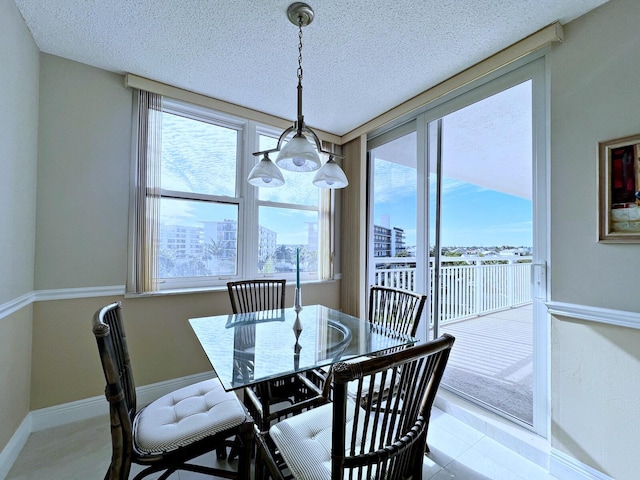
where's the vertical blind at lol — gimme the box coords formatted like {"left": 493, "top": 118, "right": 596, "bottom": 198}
{"left": 128, "top": 90, "right": 162, "bottom": 294}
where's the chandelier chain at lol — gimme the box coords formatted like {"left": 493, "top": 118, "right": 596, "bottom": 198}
{"left": 297, "top": 16, "right": 303, "bottom": 82}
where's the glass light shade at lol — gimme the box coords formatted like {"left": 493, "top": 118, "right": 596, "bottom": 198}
{"left": 275, "top": 133, "right": 322, "bottom": 172}
{"left": 312, "top": 157, "right": 349, "bottom": 189}
{"left": 247, "top": 155, "right": 285, "bottom": 187}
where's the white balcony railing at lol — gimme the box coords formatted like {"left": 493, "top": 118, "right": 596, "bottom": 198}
{"left": 373, "top": 256, "right": 532, "bottom": 324}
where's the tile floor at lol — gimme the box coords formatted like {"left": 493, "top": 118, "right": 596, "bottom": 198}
{"left": 6, "top": 407, "right": 559, "bottom": 480}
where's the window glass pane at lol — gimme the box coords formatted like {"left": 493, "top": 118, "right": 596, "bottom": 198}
{"left": 257, "top": 134, "right": 319, "bottom": 206}
{"left": 159, "top": 198, "right": 238, "bottom": 278}
{"left": 161, "top": 112, "right": 238, "bottom": 197}
{"left": 258, "top": 133, "right": 278, "bottom": 151}
{"left": 434, "top": 81, "right": 535, "bottom": 425}
{"left": 258, "top": 206, "right": 318, "bottom": 277}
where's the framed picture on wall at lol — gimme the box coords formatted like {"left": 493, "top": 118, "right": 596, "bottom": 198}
{"left": 598, "top": 133, "right": 640, "bottom": 242}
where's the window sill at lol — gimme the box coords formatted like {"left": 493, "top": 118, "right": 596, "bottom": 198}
{"left": 124, "top": 278, "right": 338, "bottom": 299}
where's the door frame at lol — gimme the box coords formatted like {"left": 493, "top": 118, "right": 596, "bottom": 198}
{"left": 366, "top": 55, "right": 550, "bottom": 437}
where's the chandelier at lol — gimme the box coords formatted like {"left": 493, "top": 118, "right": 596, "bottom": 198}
{"left": 247, "top": 2, "right": 348, "bottom": 189}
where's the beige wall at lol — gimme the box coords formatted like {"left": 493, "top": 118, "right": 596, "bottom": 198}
{"left": 0, "top": 308, "right": 33, "bottom": 453}
{"left": 25, "top": 54, "right": 341, "bottom": 410}
{"left": 0, "top": 0, "right": 39, "bottom": 302}
{"left": 30, "top": 282, "right": 339, "bottom": 410}
{"left": 340, "top": 136, "right": 368, "bottom": 318}
{"left": 551, "top": 318, "right": 640, "bottom": 478}
{"left": 549, "top": 0, "right": 640, "bottom": 478}
{"left": 0, "top": 0, "right": 39, "bottom": 453}
{"left": 35, "top": 54, "right": 133, "bottom": 290}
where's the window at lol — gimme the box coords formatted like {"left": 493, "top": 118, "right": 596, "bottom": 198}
{"left": 128, "top": 91, "right": 333, "bottom": 293}
{"left": 255, "top": 131, "right": 324, "bottom": 279}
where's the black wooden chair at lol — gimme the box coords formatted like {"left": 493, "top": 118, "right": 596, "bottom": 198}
{"left": 368, "top": 285, "right": 427, "bottom": 338}
{"left": 226, "top": 280, "right": 321, "bottom": 432}
{"left": 313, "top": 285, "right": 428, "bottom": 403}
{"left": 227, "top": 279, "right": 287, "bottom": 315}
{"left": 255, "top": 334, "right": 455, "bottom": 480}
{"left": 92, "top": 302, "right": 254, "bottom": 480}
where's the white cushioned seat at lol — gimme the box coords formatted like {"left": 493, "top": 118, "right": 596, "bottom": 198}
{"left": 269, "top": 400, "right": 381, "bottom": 480}
{"left": 134, "top": 378, "right": 248, "bottom": 455}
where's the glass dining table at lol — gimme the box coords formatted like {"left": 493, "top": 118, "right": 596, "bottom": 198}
{"left": 189, "top": 304, "right": 418, "bottom": 391}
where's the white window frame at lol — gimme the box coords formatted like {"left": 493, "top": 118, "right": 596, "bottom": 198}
{"left": 127, "top": 92, "right": 332, "bottom": 294}
{"left": 158, "top": 98, "right": 246, "bottom": 291}
{"left": 253, "top": 125, "right": 324, "bottom": 284}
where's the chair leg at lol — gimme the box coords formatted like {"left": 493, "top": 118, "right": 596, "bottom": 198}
{"left": 254, "top": 447, "right": 264, "bottom": 480}
{"left": 216, "top": 445, "right": 227, "bottom": 459}
{"left": 236, "top": 422, "right": 255, "bottom": 480}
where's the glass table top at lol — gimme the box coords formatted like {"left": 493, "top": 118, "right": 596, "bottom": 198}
{"left": 189, "top": 304, "right": 418, "bottom": 391}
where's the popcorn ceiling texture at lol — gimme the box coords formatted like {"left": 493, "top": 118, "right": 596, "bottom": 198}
{"left": 14, "top": 0, "right": 609, "bottom": 135}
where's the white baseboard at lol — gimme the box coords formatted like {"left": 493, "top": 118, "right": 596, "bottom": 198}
{"left": 0, "top": 371, "right": 216, "bottom": 479}
{"left": 30, "top": 395, "right": 107, "bottom": 433}
{"left": 434, "top": 392, "right": 610, "bottom": 480}
{"left": 0, "top": 416, "right": 32, "bottom": 480}
{"left": 30, "top": 371, "right": 215, "bottom": 432}
{"left": 435, "top": 391, "right": 550, "bottom": 469}
{"left": 550, "top": 449, "right": 614, "bottom": 480}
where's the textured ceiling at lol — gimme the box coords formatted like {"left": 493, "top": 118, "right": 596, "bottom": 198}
{"left": 14, "top": 0, "right": 609, "bottom": 136}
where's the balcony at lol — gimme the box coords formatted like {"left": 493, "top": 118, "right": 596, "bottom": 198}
{"left": 374, "top": 256, "right": 534, "bottom": 424}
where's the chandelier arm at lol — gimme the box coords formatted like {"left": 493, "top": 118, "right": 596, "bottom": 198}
{"left": 275, "top": 126, "right": 297, "bottom": 151}
{"left": 252, "top": 148, "right": 280, "bottom": 157}
{"left": 300, "top": 125, "right": 322, "bottom": 151}
{"left": 301, "top": 125, "right": 345, "bottom": 159}
{"left": 320, "top": 151, "right": 344, "bottom": 160}
{"left": 303, "top": 127, "right": 347, "bottom": 160}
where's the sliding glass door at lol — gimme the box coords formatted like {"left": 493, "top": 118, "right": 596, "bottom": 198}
{"left": 368, "top": 122, "right": 422, "bottom": 297}
{"left": 367, "top": 58, "right": 548, "bottom": 435}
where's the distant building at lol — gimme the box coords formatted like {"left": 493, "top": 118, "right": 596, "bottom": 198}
{"left": 373, "top": 225, "right": 391, "bottom": 257}
{"left": 306, "top": 222, "right": 318, "bottom": 255}
{"left": 393, "top": 227, "right": 406, "bottom": 255}
{"left": 158, "top": 224, "right": 203, "bottom": 259}
{"left": 159, "top": 218, "right": 326, "bottom": 273}
{"left": 373, "top": 224, "right": 406, "bottom": 257}
{"left": 259, "top": 225, "right": 277, "bottom": 262}
{"left": 202, "top": 219, "right": 237, "bottom": 259}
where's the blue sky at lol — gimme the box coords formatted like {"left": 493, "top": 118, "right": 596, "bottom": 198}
{"left": 374, "top": 163, "right": 532, "bottom": 249}
{"left": 437, "top": 181, "right": 532, "bottom": 247}
{"left": 159, "top": 110, "right": 534, "bottom": 249}
{"left": 373, "top": 80, "right": 533, "bottom": 249}
{"left": 161, "top": 78, "right": 534, "bottom": 250}
{"left": 160, "top": 111, "right": 322, "bottom": 246}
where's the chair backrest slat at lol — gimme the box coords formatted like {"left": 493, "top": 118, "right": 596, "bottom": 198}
{"left": 330, "top": 334, "right": 455, "bottom": 480}
{"left": 227, "top": 279, "right": 286, "bottom": 314}
{"left": 368, "top": 285, "right": 427, "bottom": 338}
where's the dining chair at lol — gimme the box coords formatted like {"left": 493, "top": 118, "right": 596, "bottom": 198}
{"left": 226, "top": 280, "right": 322, "bottom": 432}
{"left": 255, "top": 334, "right": 456, "bottom": 480}
{"left": 227, "top": 279, "right": 287, "bottom": 315}
{"left": 368, "top": 284, "right": 427, "bottom": 338}
{"left": 312, "top": 285, "right": 427, "bottom": 403}
{"left": 92, "top": 302, "right": 254, "bottom": 480}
